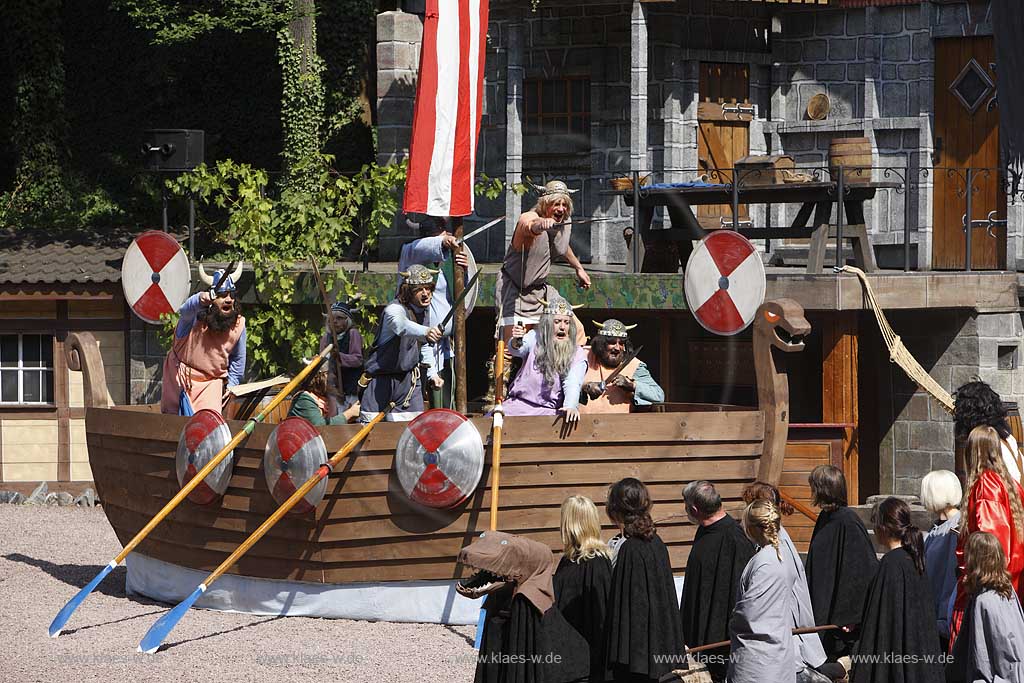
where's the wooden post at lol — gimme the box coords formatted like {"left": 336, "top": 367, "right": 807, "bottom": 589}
{"left": 451, "top": 216, "right": 468, "bottom": 413}
{"left": 822, "top": 311, "right": 859, "bottom": 503}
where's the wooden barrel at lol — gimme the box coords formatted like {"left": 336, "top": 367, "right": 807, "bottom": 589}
{"left": 829, "top": 136, "right": 872, "bottom": 185}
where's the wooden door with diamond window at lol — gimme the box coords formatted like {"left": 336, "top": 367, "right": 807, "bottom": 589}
{"left": 933, "top": 37, "right": 1005, "bottom": 270}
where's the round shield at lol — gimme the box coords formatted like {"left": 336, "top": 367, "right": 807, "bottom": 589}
{"left": 684, "top": 231, "right": 766, "bottom": 336}
{"left": 175, "top": 409, "right": 233, "bottom": 505}
{"left": 263, "top": 417, "right": 329, "bottom": 515}
{"left": 122, "top": 230, "right": 191, "bottom": 324}
{"left": 395, "top": 409, "right": 484, "bottom": 509}
{"left": 462, "top": 244, "right": 480, "bottom": 316}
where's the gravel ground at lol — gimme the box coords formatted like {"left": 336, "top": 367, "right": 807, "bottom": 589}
{"left": 0, "top": 505, "right": 477, "bottom": 682}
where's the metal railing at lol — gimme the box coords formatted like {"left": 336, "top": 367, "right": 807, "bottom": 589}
{"left": 606, "top": 164, "right": 1024, "bottom": 273}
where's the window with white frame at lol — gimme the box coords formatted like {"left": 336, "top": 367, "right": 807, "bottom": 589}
{"left": 0, "top": 334, "right": 55, "bottom": 404}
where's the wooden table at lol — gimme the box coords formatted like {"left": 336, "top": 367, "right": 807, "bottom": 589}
{"left": 611, "top": 181, "right": 900, "bottom": 274}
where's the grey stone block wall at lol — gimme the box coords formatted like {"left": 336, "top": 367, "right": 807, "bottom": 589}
{"left": 128, "top": 316, "right": 165, "bottom": 405}
{"left": 374, "top": 0, "right": 1020, "bottom": 269}
{"left": 874, "top": 309, "right": 1024, "bottom": 497}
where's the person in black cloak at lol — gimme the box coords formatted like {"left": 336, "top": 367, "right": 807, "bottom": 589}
{"left": 804, "top": 464, "right": 878, "bottom": 659}
{"left": 457, "top": 530, "right": 590, "bottom": 683}
{"left": 948, "top": 531, "right": 1024, "bottom": 683}
{"left": 678, "top": 480, "right": 754, "bottom": 681}
{"left": 851, "top": 497, "right": 942, "bottom": 683}
{"left": 554, "top": 495, "right": 613, "bottom": 681}
{"left": 604, "top": 477, "right": 686, "bottom": 682}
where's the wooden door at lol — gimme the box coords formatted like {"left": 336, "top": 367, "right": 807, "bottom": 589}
{"left": 933, "top": 37, "right": 1005, "bottom": 270}
{"left": 697, "top": 62, "right": 750, "bottom": 230}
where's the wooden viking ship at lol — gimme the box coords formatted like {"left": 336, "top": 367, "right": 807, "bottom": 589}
{"left": 69, "top": 299, "right": 810, "bottom": 588}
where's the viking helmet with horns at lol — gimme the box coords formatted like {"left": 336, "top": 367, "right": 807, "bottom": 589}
{"left": 399, "top": 264, "right": 438, "bottom": 288}
{"left": 198, "top": 262, "right": 244, "bottom": 295}
{"left": 540, "top": 296, "right": 583, "bottom": 317}
{"left": 593, "top": 319, "right": 636, "bottom": 338}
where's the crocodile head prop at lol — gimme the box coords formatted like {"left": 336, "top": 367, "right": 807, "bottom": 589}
{"left": 456, "top": 530, "right": 556, "bottom": 613}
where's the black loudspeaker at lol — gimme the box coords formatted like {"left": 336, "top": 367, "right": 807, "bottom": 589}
{"left": 141, "top": 129, "right": 204, "bottom": 172}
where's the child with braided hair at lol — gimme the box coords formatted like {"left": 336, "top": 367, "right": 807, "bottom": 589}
{"left": 742, "top": 483, "right": 843, "bottom": 682}
{"left": 727, "top": 499, "right": 796, "bottom": 683}
{"left": 851, "top": 497, "right": 942, "bottom": 683}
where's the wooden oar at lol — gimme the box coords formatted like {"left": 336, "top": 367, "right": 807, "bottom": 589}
{"left": 780, "top": 490, "right": 819, "bottom": 523}
{"left": 489, "top": 340, "right": 506, "bottom": 531}
{"left": 475, "top": 340, "right": 507, "bottom": 649}
{"left": 687, "top": 624, "right": 839, "bottom": 653}
{"left": 48, "top": 345, "right": 332, "bottom": 638}
{"left": 139, "top": 404, "right": 393, "bottom": 653}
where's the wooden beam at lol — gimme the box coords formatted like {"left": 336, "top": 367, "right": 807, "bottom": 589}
{"left": 822, "top": 312, "right": 860, "bottom": 503}
{"left": 56, "top": 302, "right": 71, "bottom": 481}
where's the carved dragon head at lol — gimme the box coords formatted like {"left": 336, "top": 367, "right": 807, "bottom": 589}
{"left": 755, "top": 299, "right": 810, "bottom": 353}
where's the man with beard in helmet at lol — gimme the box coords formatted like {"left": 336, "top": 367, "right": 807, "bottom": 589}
{"left": 502, "top": 297, "right": 588, "bottom": 423}
{"left": 160, "top": 263, "right": 247, "bottom": 415}
{"left": 359, "top": 264, "right": 443, "bottom": 423}
{"left": 579, "top": 319, "right": 663, "bottom": 414}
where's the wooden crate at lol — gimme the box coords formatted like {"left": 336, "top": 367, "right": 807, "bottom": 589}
{"left": 735, "top": 154, "right": 796, "bottom": 187}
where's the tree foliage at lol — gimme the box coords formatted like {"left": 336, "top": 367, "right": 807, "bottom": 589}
{"left": 166, "top": 155, "right": 407, "bottom": 375}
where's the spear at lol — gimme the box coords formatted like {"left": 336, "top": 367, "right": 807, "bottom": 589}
{"left": 47, "top": 344, "right": 333, "bottom": 638}
{"left": 138, "top": 404, "right": 393, "bottom": 653}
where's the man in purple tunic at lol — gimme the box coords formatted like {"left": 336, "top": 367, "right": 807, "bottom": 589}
{"left": 503, "top": 297, "right": 587, "bottom": 423}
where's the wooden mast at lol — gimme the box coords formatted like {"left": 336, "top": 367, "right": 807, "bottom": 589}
{"left": 451, "top": 216, "right": 468, "bottom": 413}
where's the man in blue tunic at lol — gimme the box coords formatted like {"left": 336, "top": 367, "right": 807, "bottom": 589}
{"left": 359, "top": 265, "right": 442, "bottom": 423}
{"left": 398, "top": 215, "right": 470, "bottom": 408}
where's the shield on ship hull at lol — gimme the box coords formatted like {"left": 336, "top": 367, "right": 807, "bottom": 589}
{"left": 175, "top": 409, "right": 233, "bottom": 505}
{"left": 395, "top": 409, "right": 484, "bottom": 509}
{"left": 263, "top": 417, "right": 329, "bottom": 514}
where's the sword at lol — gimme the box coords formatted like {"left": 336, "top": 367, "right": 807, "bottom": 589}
{"left": 552, "top": 216, "right": 621, "bottom": 229}
{"left": 457, "top": 216, "right": 506, "bottom": 245}
{"left": 429, "top": 269, "right": 481, "bottom": 342}
{"left": 596, "top": 345, "right": 644, "bottom": 394}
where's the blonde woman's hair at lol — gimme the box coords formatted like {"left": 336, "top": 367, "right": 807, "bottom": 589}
{"left": 920, "top": 470, "right": 962, "bottom": 514}
{"left": 534, "top": 192, "right": 574, "bottom": 218}
{"left": 743, "top": 499, "right": 782, "bottom": 560}
{"left": 961, "top": 425, "right": 1024, "bottom": 542}
{"left": 560, "top": 495, "right": 611, "bottom": 563}
{"left": 965, "top": 531, "right": 1015, "bottom": 599}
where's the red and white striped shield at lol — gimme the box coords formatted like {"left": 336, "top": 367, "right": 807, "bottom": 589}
{"left": 402, "top": 0, "right": 490, "bottom": 217}
{"left": 122, "top": 230, "right": 191, "bottom": 324}
{"left": 395, "top": 409, "right": 484, "bottom": 509}
{"left": 263, "top": 417, "right": 329, "bottom": 515}
{"left": 684, "top": 231, "right": 766, "bottom": 336}
{"left": 175, "top": 409, "right": 233, "bottom": 506}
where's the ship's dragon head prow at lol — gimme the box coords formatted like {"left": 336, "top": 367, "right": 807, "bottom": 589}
{"left": 756, "top": 299, "right": 810, "bottom": 353}
{"left": 456, "top": 531, "right": 555, "bottom": 608}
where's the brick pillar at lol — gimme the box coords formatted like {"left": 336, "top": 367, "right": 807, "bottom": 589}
{"left": 505, "top": 21, "right": 524, "bottom": 247}
{"left": 630, "top": 0, "right": 648, "bottom": 174}
{"left": 376, "top": 10, "right": 423, "bottom": 259}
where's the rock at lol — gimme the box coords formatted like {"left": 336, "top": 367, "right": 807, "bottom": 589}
{"left": 74, "top": 488, "right": 98, "bottom": 507}
{"left": 25, "top": 482, "right": 48, "bottom": 505}
{"left": 55, "top": 492, "right": 75, "bottom": 506}
{"left": 0, "top": 491, "right": 25, "bottom": 505}
{"left": 43, "top": 492, "right": 60, "bottom": 506}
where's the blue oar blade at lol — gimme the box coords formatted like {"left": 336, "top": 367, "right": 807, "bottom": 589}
{"left": 473, "top": 606, "right": 487, "bottom": 649}
{"left": 48, "top": 560, "right": 117, "bottom": 638}
{"left": 138, "top": 585, "right": 206, "bottom": 654}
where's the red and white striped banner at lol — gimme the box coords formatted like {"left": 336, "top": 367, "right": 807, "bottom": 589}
{"left": 403, "top": 0, "right": 489, "bottom": 218}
